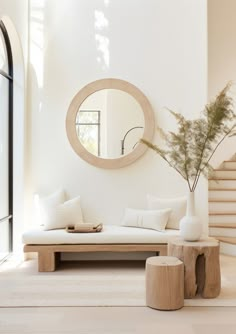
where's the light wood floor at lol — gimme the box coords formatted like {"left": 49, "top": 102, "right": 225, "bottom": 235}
{"left": 1, "top": 306, "right": 236, "bottom": 334}
{"left": 1, "top": 256, "right": 236, "bottom": 333}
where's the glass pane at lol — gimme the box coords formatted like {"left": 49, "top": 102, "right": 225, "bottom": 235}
{"left": 0, "top": 28, "right": 8, "bottom": 73}
{"left": 0, "top": 219, "right": 10, "bottom": 261}
{"left": 77, "top": 111, "right": 99, "bottom": 124}
{"left": 0, "top": 76, "right": 9, "bottom": 218}
{"left": 77, "top": 124, "right": 99, "bottom": 156}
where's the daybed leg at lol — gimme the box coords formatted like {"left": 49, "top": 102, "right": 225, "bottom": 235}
{"left": 38, "top": 251, "right": 57, "bottom": 272}
{"left": 158, "top": 246, "right": 167, "bottom": 256}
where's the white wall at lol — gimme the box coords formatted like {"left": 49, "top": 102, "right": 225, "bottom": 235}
{"left": 28, "top": 1, "right": 208, "bottom": 235}
{"left": 208, "top": 0, "right": 236, "bottom": 168}
{"left": 0, "top": 0, "right": 28, "bottom": 66}
{"left": 0, "top": 0, "right": 28, "bottom": 254}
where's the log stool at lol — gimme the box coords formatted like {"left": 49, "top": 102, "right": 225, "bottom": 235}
{"left": 145, "top": 256, "right": 184, "bottom": 310}
{"left": 168, "top": 237, "right": 221, "bottom": 299}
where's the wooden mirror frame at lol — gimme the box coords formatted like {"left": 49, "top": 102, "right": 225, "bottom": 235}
{"left": 66, "top": 78, "right": 155, "bottom": 169}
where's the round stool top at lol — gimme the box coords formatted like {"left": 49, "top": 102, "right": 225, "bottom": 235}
{"left": 169, "top": 237, "right": 219, "bottom": 248}
{"left": 146, "top": 256, "right": 183, "bottom": 266}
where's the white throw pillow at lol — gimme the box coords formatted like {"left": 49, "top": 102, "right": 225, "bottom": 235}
{"left": 38, "top": 189, "right": 66, "bottom": 226}
{"left": 121, "top": 208, "right": 172, "bottom": 232}
{"left": 43, "top": 196, "right": 84, "bottom": 230}
{"left": 147, "top": 194, "right": 187, "bottom": 230}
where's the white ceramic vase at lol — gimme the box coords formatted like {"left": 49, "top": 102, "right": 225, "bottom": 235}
{"left": 179, "top": 191, "right": 202, "bottom": 241}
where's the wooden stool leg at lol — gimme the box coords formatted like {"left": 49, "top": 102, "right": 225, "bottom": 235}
{"left": 203, "top": 246, "right": 221, "bottom": 298}
{"left": 38, "top": 251, "right": 57, "bottom": 272}
{"left": 168, "top": 238, "right": 221, "bottom": 299}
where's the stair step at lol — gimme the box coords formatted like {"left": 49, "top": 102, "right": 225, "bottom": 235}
{"left": 209, "top": 153, "right": 236, "bottom": 254}
{"left": 209, "top": 199, "right": 236, "bottom": 202}
{"left": 212, "top": 170, "right": 236, "bottom": 179}
{"left": 219, "top": 242, "right": 236, "bottom": 256}
{"left": 209, "top": 215, "right": 236, "bottom": 224}
{"left": 208, "top": 189, "right": 236, "bottom": 201}
{"left": 223, "top": 161, "right": 236, "bottom": 170}
{"left": 209, "top": 227, "right": 236, "bottom": 237}
{"left": 213, "top": 237, "right": 236, "bottom": 245}
{"left": 209, "top": 223, "right": 236, "bottom": 228}
{"left": 209, "top": 211, "right": 236, "bottom": 215}
{"left": 209, "top": 179, "right": 236, "bottom": 189}
{"left": 208, "top": 188, "right": 236, "bottom": 191}
{"left": 229, "top": 153, "right": 236, "bottom": 161}
{"left": 209, "top": 201, "right": 236, "bottom": 212}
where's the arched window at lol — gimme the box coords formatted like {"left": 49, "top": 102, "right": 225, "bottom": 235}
{"left": 0, "top": 20, "right": 13, "bottom": 262}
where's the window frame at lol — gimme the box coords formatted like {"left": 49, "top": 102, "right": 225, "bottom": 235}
{"left": 0, "top": 20, "right": 13, "bottom": 259}
{"left": 76, "top": 109, "right": 101, "bottom": 157}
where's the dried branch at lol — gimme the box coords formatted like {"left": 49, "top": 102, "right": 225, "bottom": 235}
{"left": 141, "top": 83, "right": 236, "bottom": 191}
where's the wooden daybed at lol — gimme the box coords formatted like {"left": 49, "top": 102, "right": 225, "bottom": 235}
{"left": 22, "top": 225, "right": 180, "bottom": 272}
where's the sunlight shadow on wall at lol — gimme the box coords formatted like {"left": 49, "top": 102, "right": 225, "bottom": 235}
{"left": 29, "top": 0, "right": 45, "bottom": 92}
{"left": 94, "top": 0, "right": 110, "bottom": 70}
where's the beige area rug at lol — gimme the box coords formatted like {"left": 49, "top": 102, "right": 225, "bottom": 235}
{"left": 0, "top": 255, "right": 236, "bottom": 307}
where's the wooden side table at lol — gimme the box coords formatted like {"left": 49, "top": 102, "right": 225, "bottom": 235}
{"left": 168, "top": 237, "right": 221, "bottom": 299}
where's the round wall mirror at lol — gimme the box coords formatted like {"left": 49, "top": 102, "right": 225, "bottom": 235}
{"left": 66, "top": 78, "right": 155, "bottom": 169}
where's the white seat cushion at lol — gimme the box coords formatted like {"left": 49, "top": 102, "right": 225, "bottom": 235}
{"left": 22, "top": 225, "right": 180, "bottom": 245}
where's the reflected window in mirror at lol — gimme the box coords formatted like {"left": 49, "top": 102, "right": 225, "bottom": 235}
{"left": 76, "top": 110, "right": 101, "bottom": 156}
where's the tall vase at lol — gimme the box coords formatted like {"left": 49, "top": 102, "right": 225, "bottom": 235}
{"left": 179, "top": 191, "right": 202, "bottom": 241}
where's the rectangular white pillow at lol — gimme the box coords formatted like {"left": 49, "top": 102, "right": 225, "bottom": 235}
{"left": 43, "top": 196, "right": 84, "bottom": 230}
{"left": 147, "top": 194, "right": 186, "bottom": 230}
{"left": 121, "top": 208, "right": 172, "bottom": 232}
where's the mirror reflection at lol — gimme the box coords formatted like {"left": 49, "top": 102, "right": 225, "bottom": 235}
{"left": 76, "top": 89, "right": 144, "bottom": 159}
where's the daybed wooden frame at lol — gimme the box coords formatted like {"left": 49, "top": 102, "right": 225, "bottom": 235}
{"left": 24, "top": 243, "right": 168, "bottom": 272}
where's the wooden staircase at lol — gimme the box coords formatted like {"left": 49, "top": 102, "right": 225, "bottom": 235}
{"left": 208, "top": 154, "right": 236, "bottom": 255}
